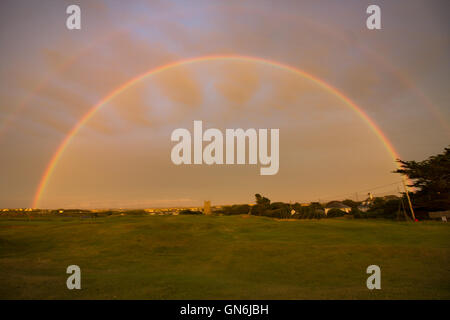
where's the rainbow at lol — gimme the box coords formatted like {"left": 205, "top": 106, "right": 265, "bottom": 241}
{"left": 33, "top": 54, "right": 403, "bottom": 208}
{"left": 2, "top": 5, "right": 448, "bottom": 145}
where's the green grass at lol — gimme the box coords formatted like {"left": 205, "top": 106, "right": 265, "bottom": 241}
{"left": 0, "top": 214, "right": 449, "bottom": 299}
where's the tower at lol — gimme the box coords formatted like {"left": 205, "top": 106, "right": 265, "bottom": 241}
{"left": 204, "top": 201, "right": 211, "bottom": 215}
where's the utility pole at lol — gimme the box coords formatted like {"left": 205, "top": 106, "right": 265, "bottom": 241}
{"left": 397, "top": 186, "right": 409, "bottom": 221}
{"left": 402, "top": 178, "right": 416, "bottom": 221}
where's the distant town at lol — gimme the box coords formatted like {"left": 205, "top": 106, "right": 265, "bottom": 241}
{"left": 0, "top": 193, "right": 414, "bottom": 219}
{"left": 2, "top": 190, "right": 448, "bottom": 222}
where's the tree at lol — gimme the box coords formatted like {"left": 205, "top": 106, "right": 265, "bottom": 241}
{"left": 394, "top": 147, "right": 450, "bottom": 212}
{"left": 221, "top": 204, "right": 250, "bottom": 215}
{"left": 255, "top": 194, "right": 271, "bottom": 207}
{"left": 326, "top": 208, "right": 345, "bottom": 218}
{"left": 342, "top": 199, "right": 359, "bottom": 209}
{"left": 179, "top": 209, "right": 202, "bottom": 215}
{"left": 309, "top": 202, "right": 323, "bottom": 210}
{"left": 252, "top": 194, "right": 271, "bottom": 216}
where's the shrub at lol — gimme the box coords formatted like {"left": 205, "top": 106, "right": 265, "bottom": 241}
{"left": 365, "top": 199, "right": 401, "bottom": 219}
{"left": 310, "top": 202, "right": 324, "bottom": 210}
{"left": 221, "top": 204, "right": 250, "bottom": 215}
{"left": 250, "top": 204, "right": 266, "bottom": 216}
{"left": 179, "top": 210, "right": 202, "bottom": 215}
{"left": 342, "top": 199, "right": 359, "bottom": 209}
{"left": 125, "top": 210, "right": 147, "bottom": 215}
{"left": 314, "top": 210, "right": 326, "bottom": 219}
{"left": 326, "top": 208, "right": 345, "bottom": 218}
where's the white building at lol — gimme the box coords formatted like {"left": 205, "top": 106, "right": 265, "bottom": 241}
{"left": 324, "top": 201, "right": 352, "bottom": 215}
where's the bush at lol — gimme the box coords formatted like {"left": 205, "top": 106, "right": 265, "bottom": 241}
{"left": 290, "top": 206, "right": 324, "bottom": 219}
{"left": 251, "top": 204, "right": 265, "bottom": 216}
{"left": 310, "top": 202, "right": 324, "bottom": 210}
{"left": 267, "top": 209, "right": 283, "bottom": 218}
{"left": 342, "top": 199, "right": 359, "bottom": 209}
{"left": 221, "top": 204, "right": 250, "bottom": 215}
{"left": 365, "top": 198, "right": 401, "bottom": 219}
{"left": 251, "top": 199, "right": 291, "bottom": 218}
{"left": 313, "top": 211, "right": 326, "bottom": 219}
{"left": 326, "top": 208, "right": 345, "bottom": 218}
{"left": 125, "top": 210, "right": 147, "bottom": 215}
{"left": 179, "top": 210, "right": 202, "bottom": 215}
{"left": 350, "top": 207, "right": 365, "bottom": 219}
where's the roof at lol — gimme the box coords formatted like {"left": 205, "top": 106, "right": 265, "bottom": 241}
{"left": 429, "top": 211, "right": 450, "bottom": 219}
{"left": 325, "top": 201, "right": 351, "bottom": 209}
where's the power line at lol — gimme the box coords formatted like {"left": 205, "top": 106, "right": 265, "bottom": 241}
{"left": 308, "top": 180, "right": 404, "bottom": 203}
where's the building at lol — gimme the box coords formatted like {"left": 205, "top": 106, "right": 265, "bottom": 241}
{"left": 357, "top": 193, "right": 376, "bottom": 212}
{"left": 324, "top": 201, "right": 351, "bottom": 215}
{"left": 357, "top": 204, "right": 370, "bottom": 212}
{"left": 203, "top": 201, "right": 211, "bottom": 215}
{"left": 429, "top": 210, "right": 450, "bottom": 221}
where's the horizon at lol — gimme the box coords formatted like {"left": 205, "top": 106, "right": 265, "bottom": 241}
{"left": 1, "top": 191, "right": 402, "bottom": 210}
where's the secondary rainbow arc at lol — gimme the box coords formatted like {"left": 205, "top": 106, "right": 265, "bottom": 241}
{"left": 33, "top": 54, "right": 403, "bottom": 208}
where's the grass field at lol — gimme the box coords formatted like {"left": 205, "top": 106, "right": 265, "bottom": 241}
{"left": 0, "top": 214, "right": 449, "bottom": 299}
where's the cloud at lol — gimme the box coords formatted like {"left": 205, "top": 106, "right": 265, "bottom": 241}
{"left": 154, "top": 66, "right": 203, "bottom": 109}
{"left": 214, "top": 62, "right": 260, "bottom": 106}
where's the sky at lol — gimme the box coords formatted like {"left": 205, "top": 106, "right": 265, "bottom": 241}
{"left": 0, "top": 0, "right": 448, "bottom": 208}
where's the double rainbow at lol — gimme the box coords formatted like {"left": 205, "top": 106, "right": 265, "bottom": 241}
{"left": 33, "top": 55, "right": 402, "bottom": 208}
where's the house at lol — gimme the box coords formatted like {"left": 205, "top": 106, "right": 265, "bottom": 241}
{"left": 357, "top": 204, "right": 370, "bottom": 212}
{"left": 324, "top": 201, "right": 351, "bottom": 215}
{"left": 428, "top": 210, "right": 450, "bottom": 221}
{"left": 357, "top": 193, "right": 376, "bottom": 212}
